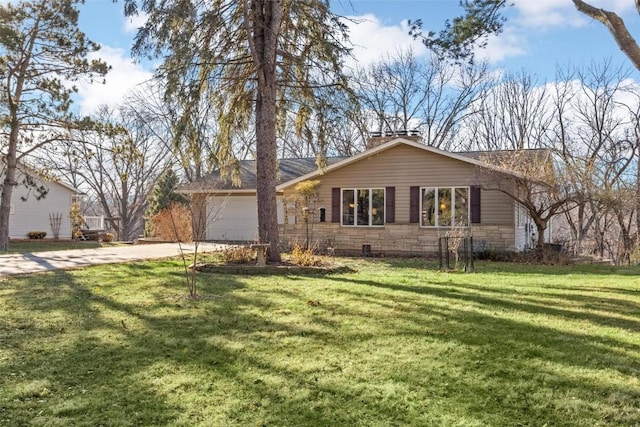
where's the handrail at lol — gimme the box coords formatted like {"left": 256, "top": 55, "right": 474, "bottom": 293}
{"left": 83, "top": 215, "right": 104, "bottom": 230}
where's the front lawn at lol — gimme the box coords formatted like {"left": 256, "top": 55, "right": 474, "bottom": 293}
{"left": 1, "top": 258, "right": 639, "bottom": 426}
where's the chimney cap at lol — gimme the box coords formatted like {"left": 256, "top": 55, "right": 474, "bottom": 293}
{"left": 366, "top": 129, "right": 422, "bottom": 149}
{"left": 368, "top": 129, "right": 421, "bottom": 138}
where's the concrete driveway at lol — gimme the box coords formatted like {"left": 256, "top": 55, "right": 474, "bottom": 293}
{"left": 0, "top": 243, "right": 226, "bottom": 277}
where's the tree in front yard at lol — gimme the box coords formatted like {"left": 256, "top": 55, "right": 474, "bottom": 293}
{"left": 122, "top": 0, "right": 351, "bottom": 262}
{"left": 0, "top": 0, "right": 108, "bottom": 250}
{"left": 288, "top": 180, "right": 320, "bottom": 250}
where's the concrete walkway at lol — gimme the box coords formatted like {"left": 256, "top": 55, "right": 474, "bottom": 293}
{"left": 0, "top": 243, "right": 226, "bottom": 277}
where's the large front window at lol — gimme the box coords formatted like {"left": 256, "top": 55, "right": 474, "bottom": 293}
{"left": 342, "top": 188, "right": 384, "bottom": 226}
{"left": 421, "top": 187, "right": 469, "bottom": 227}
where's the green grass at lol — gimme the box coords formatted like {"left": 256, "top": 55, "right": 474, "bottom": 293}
{"left": 1, "top": 258, "right": 639, "bottom": 426}
{"left": 2, "top": 241, "right": 115, "bottom": 254}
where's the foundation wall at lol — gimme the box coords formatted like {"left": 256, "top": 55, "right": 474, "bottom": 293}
{"left": 280, "top": 223, "right": 515, "bottom": 255}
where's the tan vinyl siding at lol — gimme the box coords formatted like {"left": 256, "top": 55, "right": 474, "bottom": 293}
{"left": 480, "top": 188, "right": 514, "bottom": 225}
{"left": 283, "top": 144, "right": 514, "bottom": 226}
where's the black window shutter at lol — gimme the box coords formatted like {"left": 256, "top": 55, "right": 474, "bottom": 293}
{"left": 385, "top": 187, "right": 395, "bottom": 223}
{"left": 331, "top": 188, "right": 340, "bottom": 223}
{"left": 470, "top": 186, "right": 481, "bottom": 224}
{"left": 409, "top": 186, "right": 419, "bottom": 223}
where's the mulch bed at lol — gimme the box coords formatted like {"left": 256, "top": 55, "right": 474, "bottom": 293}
{"left": 192, "top": 262, "right": 354, "bottom": 275}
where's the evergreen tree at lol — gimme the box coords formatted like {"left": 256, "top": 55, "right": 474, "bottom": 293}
{"left": 123, "top": 0, "right": 351, "bottom": 262}
{"left": 0, "top": 0, "right": 109, "bottom": 250}
{"left": 146, "top": 168, "right": 188, "bottom": 219}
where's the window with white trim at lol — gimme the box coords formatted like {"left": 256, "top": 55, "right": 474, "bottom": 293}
{"left": 10, "top": 203, "right": 15, "bottom": 215}
{"left": 341, "top": 188, "right": 385, "bottom": 226}
{"left": 420, "top": 187, "right": 469, "bottom": 227}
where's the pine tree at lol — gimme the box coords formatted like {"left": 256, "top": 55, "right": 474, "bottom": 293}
{"left": 0, "top": 0, "right": 109, "bottom": 250}
{"left": 123, "top": 0, "right": 351, "bottom": 262}
{"left": 146, "top": 169, "right": 188, "bottom": 219}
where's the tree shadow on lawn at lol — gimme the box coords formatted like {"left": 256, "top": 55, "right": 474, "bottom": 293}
{"left": 3, "top": 266, "right": 640, "bottom": 426}
{"left": 325, "top": 278, "right": 640, "bottom": 422}
{"left": 361, "top": 256, "right": 640, "bottom": 277}
{"left": 330, "top": 274, "right": 640, "bottom": 361}
{"left": 2, "top": 268, "right": 378, "bottom": 425}
{"left": 330, "top": 273, "right": 640, "bottom": 333}
{"left": 1, "top": 270, "right": 179, "bottom": 425}
{"left": 413, "top": 278, "right": 640, "bottom": 320}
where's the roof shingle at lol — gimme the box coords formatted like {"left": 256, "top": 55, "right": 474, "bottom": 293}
{"left": 178, "top": 157, "right": 347, "bottom": 192}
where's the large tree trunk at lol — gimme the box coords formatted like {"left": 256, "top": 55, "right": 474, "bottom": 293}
{"left": 0, "top": 18, "right": 38, "bottom": 251}
{"left": 251, "top": 0, "right": 283, "bottom": 262}
{"left": 535, "top": 223, "right": 547, "bottom": 250}
{"left": 0, "top": 150, "right": 17, "bottom": 251}
{"left": 255, "top": 84, "right": 281, "bottom": 262}
{"left": 0, "top": 115, "right": 21, "bottom": 251}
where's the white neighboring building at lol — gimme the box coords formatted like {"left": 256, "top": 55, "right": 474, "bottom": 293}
{"left": 1, "top": 168, "right": 79, "bottom": 239}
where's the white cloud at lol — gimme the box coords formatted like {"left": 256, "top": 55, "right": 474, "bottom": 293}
{"left": 343, "top": 14, "right": 429, "bottom": 69}
{"left": 511, "top": 0, "right": 581, "bottom": 28}
{"left": 587, "top": 0, "right": 635, "bottom": 14}
{"left": 476, "top": 27, "right": 526, "bottom": 64}
{"left": 76, "top": 46, "right": 153, "bottom": 115}
{"left": 511, "top": 0, "right": 635, "bottom": 29}
{"left": 123, "top": 11, "right": 148, "bottom": 33}
{"left": 344, "top": 12, "right": 530, "bottom": 69}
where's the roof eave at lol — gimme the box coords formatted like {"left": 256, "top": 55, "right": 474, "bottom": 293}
{"left": 176, "top": 188, "right": 285, "bottom": 195}
{"left": 278, "top": 137, "right": 522, "bottom": 189}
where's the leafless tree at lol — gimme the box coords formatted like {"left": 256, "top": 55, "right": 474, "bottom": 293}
{"left": 461, "top": 71, "right": 554, "bottom": 151}
{"left": 173, "top": 191, "right": 227, "bottom": 298}
{"left": 125, "top": 83, "right": 222, "bottom": 183}
{"left": 53, "top": 105, "right": 170, "bottom": 240}
{"left": 354, "top": 48, "right": 491, "bottom": 149}
{"left": 551, "top": 62, "right": 638, "bottom": 256}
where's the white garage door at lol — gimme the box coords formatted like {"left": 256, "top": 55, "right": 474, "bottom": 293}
{"left": 206, "top": 195, "right": 283, "bottom": 242}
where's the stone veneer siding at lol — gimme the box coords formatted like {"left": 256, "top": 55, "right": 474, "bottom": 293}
{"left": 280, "top": 223, "right": 516, "bottom": 255}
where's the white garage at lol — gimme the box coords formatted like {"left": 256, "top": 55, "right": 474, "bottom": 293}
{"left": 178, "top": 158, "right": 321, "bottom": 242}
{"left": 206, "top": 194, "right": 284, "bottom": 242}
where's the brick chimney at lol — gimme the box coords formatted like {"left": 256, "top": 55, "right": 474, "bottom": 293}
{"left": 366, "top": 130, "right": 422, "bottom": 149}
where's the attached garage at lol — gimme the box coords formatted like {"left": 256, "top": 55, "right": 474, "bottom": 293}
{"left": 206, "top": 194, "right": 284, "bottom": 242}
{"left": 178, "top": 158, "right": 342, "bottom": 243}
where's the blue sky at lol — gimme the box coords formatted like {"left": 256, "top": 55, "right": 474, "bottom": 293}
{"left": 332, "top": 0, "right": 639, "bottom": 73}
{"left": 10, "top": 0, "right": 640, "bottom": 114}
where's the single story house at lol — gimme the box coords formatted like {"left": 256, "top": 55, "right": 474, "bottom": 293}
{"left": 0, "top": 166, "right": 79, "bottom": 239}
{"left": 178, "top": 137, "right": 554, "bottom": 254}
